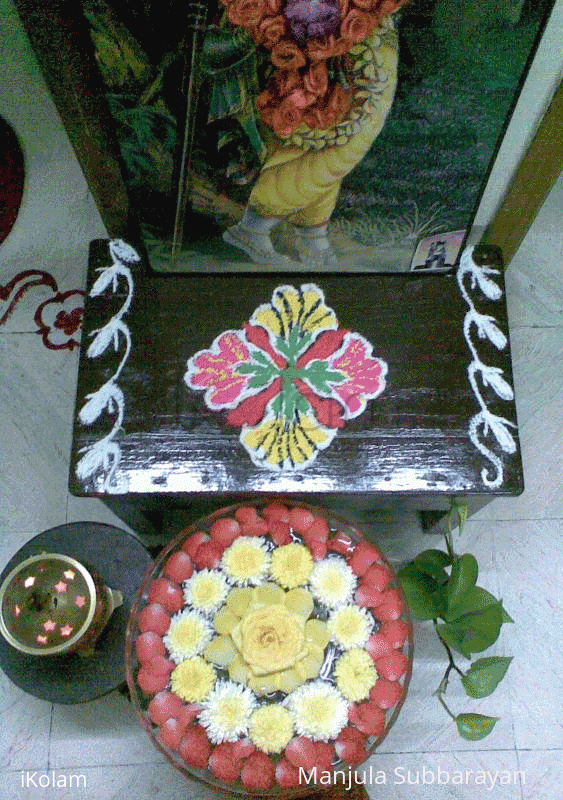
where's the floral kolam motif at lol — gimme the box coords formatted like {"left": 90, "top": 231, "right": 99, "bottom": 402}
{"left": 185, "top": 283, "right": 388, "bottom": 472}
{"left": 220, "top": 0, "right": 407, "bottom": 146}
{"left": 126, "top": 501, "right": 413, "bottom": 793}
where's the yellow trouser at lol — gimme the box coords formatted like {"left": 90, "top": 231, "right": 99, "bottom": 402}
{"left": 248, "top": 23, "right": 399, "bottom": 227}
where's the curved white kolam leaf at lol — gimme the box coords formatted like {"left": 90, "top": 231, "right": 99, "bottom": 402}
{"left": 75, "top": 239, "right": 138, "bottom": 492}
{"left": 457, "top": 246, "right": 519, "bottom": 489}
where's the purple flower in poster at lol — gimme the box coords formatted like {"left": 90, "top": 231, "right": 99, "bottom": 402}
{"left": 284, "top": 0, "right": 341, "bottom": 43}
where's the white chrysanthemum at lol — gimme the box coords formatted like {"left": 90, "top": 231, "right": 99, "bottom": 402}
{"left": 163, "top": 609, "right": 213, "bottom": 663}
{"left": 199, "top": 680, "right": 257, "bottom": 743}
{"left": 285, "top": 680, "right": 349, "bottom": 741}
{"left": 309, "top": 558, "right": 357, "bottom": 609}
{"left": 327, "top": 605, "right": 373, "bottom": 650}
{"left": 183, "top": 569, "right": 229, "bottom": 614}
{"left": 221, "top": 537, "right": 271, "bottom": 586}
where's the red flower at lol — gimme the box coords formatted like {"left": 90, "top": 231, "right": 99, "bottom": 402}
{"left": 34, "top": 290, "right": 85, "bottom": 351}
{"left": 257, "top": 14, "right": 287, "bottom": 48}
{"left": 271, "top": 96, "right": 305, "bottom": 136}
{"left": 340, "top": 9, "right": 375, "bottom": 44}
{"left": 271, "top": 40, "right": 307, "bottom": 69}
{"left": 303, "top": 61, "right": 329, "bottom": 96}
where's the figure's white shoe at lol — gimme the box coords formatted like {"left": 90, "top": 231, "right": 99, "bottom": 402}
{"left": 294, "top": 226, "right": 338, "bottom": 268}
{"left": 223, "top": 224, "right": 295, "bottom": 267}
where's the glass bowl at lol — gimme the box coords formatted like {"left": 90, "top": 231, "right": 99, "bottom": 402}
{"left": 125, "top": 500, "right": 413, "bottom": 796}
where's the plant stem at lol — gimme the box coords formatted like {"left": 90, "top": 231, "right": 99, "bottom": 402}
{"left": 436, "top": 688, "right": 456, "bottom": 720}
{"left": 435, "top": 625, "right": 465, "bottom": 679}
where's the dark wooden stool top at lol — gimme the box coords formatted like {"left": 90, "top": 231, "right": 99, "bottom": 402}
{"left": 69, "top": 240, "right": 523, "bottom": 522}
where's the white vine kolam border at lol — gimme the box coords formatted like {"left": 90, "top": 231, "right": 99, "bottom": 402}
{"left": 457, "top": 246, "right": 518, "bottom": 490}
{"left": 75, "top": 239, "right": 139, "bottom": 493}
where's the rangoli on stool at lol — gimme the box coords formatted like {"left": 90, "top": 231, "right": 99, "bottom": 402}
{"left": 185, "top": 284, "right": 387, "bottom": 471}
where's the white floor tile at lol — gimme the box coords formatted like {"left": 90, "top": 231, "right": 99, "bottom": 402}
{"left": 0, "top": 670, "right": 51, "bottom": 771}
{"left": 48, "top": 692, "right": 165, "bottom": 770}
{"left": 0, "top": 770, "right": 48, "bottom": 800}
{"left": 518, "top": 750, "right": 563, "bottom": 800}
{"left": 65, "top": 496, "right": 135, "bottom": 535}
{"left": 489, "top": 520, "right": 563, "bottom": 750}
{"left": 0, "top": 335, "right": 78, "bottom": 532}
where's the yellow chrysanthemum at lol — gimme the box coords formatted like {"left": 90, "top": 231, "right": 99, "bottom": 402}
{"left": 221, "top": 537, "right": 271, "bottom": 585}
{"left": 163, "top": 609, "right": 213, "bottom": 663}
{"left": 170, "top": 656, "right": 216, "bottom": 703}
{"left": 183, "top": 569, "right": 229, "bottom": 614}
{"left": 327, "top": 606, "right": 372, "bottom": 650}
{"left": 333, "top": 648, "right": 378, "bottom": 702}
{"left": 248, "top": 704, "right": 294, "bottom": 753}
{"left": 270, "top": 543, "right": 314, "bottom": 589}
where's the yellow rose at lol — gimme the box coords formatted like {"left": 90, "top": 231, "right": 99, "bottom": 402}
{"left": 231, "top": 603, "right": 308, "bottom": 675}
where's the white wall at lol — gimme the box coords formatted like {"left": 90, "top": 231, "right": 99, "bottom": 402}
{"left": 472, "top": 0, "right": 563, "bottom": 233}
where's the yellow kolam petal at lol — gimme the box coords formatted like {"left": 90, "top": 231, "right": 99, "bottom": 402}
{"left": 253, "top": 582, "right": 286, "bottom": 606}
{"left": 284, "top": 587, "right": 314, "bottom": 619}
{"left": 226, "top": 586, "right": 253, "bottom": 616}
{"left": 305, "top": 618, "right": 330, "bottom": 649}
{"left": 213, "top": 607, "right": 240, "bottom": 635}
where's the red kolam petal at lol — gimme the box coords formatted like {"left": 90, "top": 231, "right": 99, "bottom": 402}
{"left": 369, "top": 679, "right": 403, "bottom": 710}
{"left": 269, "top": 520, "right": 292, "bottom": 546}
{"left": 348, "top": 702, "right": 386, "bottom": 738}
{"left": 136, "top": 631, "right": 166, "bottom": 663}
{"left": 355, "top": 582, "right": 385, "bottom": 608}
{"left": 284, "top": 736, "right": 318, "bottom": 771}
{"left": 193, "top": 540, "right": 224, "bottom": 569}
{"left": 348, "top": 541, "right": 381, "bottom": 576}
{"left": 137, "top": 667, "right": 169, "bottom": 695}
{"left": 308, "top": 539, "right": 327, "bottom": 561}
{"left": 362, "top": 563, "right": 393, "bottom": 592}
{"left": 210, "top": 517, "right": 241, "bottom": 547}
{"left": 366, "top": 632, "right": 395, "bottom": 661}
{"left": 181, "top": 531, "right": 209, "bottom": 558}
{"left": 334, "top": 727, "right": 368, "bottom": 765}
{"left": 209, "top": 742, "right": 241, "bottom": 782}
{"left": 315, "top": 741, "right": 335, "bottom": 772}
{"left": 327, "top": 531, "right": 355, "bottom": 556}
{"left": 138, "top": 603, "right": 171, "bottom": 636}
{"left": 164, "top": 550, "right": 193, "bottom": 582}
{"left": 231, "top": 737, "right": 256, "bottom": 761}
{"left": 303, "top": 516, "right": 329, "bottom": 543}
{"left": 375, "top": 651, "right": 409, "bottom": 682}
{"left": 275, "top": 758, "right": 302, "bottom": 788}
{"left": 241, "top": 751, "right": 275, "bottom": 789}
{"left": 380, "top": 619, "right": 410, "bottom": 649}
{"left": 176, "top": 704, "right": 201, "bottom": 727}
{"left": 148, "top": 691, "right": 183, "bottom": 725}
{"left": 263, "top": 502, "right": 290, "bottom": 523}
{"left": 240, "top": 517, "right": 269, "bottom": 536}
{"left": 145, "top": 655, "right": 175, "bottom": 676}
{"left": 178, "top": 725, "right": 212, "bottom": 768}
{"left": 235, "top": 506, "right": 259, "bottom": 524}
{"left": 148, "top": 577, "right": 183, "bottom": 613}
{"left": 159, "top": 717, "right": 187, "bottom": 750}
{"left": 374, "top": 588, "right": 404, "bottom": 621}
{"left": 288, "top": 507, "right": 316, "bottom": 534}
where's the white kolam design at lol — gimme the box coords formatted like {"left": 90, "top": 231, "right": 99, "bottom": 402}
{"left": 75, "top": 239, "right": 139, "bottom": 492}
{"left": 457, "top": 246, "right": 518, "bottom": 489}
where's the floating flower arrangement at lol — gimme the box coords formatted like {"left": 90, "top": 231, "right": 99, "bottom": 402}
{"left": 127, "top": 502, "right": 412, "bottom": 793}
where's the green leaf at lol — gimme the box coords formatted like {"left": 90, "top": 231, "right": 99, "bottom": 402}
{"left": 301, "top": 361, "right": 346, "bottom": 394}
{"left": 461, "top": 656, "right": 513, "bottom": 699}
{"left": 414, "top": 549, "right": 452, "bottom": 584}
{"left": 397, "top": 564, "right": 441, "bottom": 620}
{"left": 456, "top": 713, "right": 498, "bottom": 741}
{"left": 438, "top": 602, "right": 503, "bottom": 658}
{"left": 447, "top": 586, "right": 499, "bottom": 621}
{"left": 447, "top": 554, "right": 478, "bottom": 610}
{"left": 501, "top": 606, "right": 514, "bottom": 623}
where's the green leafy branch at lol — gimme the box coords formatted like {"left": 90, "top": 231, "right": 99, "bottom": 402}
{"left": 397, "top": 502, "right": 513, "bottom": 741}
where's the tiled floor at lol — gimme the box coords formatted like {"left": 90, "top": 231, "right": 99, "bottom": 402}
{"left": 2, "top": 0, "right": 563, "bottom": 794}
